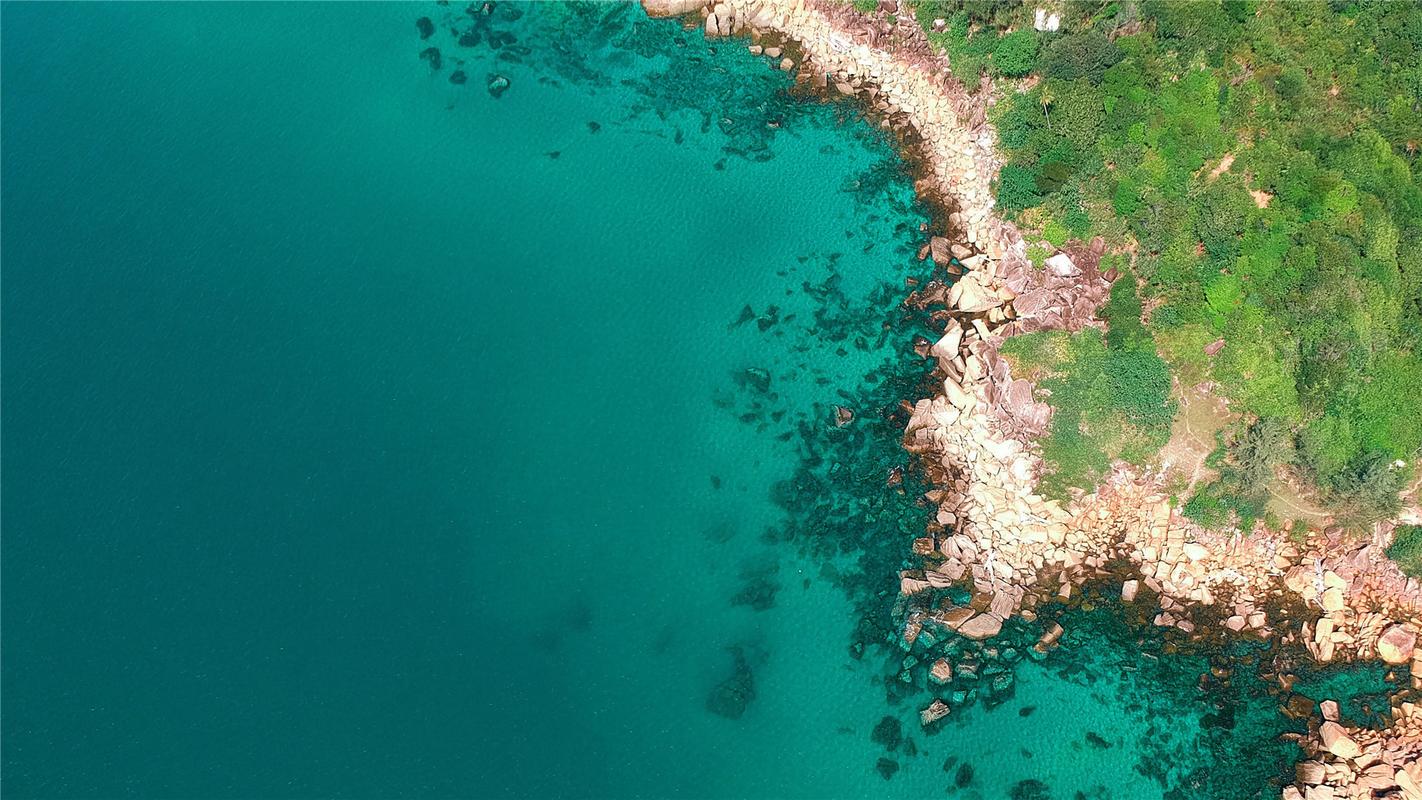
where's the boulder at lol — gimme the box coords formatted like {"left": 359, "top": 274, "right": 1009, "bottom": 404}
{"left": 1319, "top": 721, "right": 1361, "bottom": 759}
{"left": 642, "top": 0, "right": 706, "bottom": 15}
{"left": 1296, "top": 760, "right": 1326, "bottom": 785}
{"left": 951, "top": 275, "right": 1001, "bottom": 313}
{"left": 957, "top": 613, "right": 1003, "bottom": 640}
{"left": 940, "top": 606, "right": 976, "bottom": 628}
{"left": 930, "top": 658, "right": 953, "bottom": 684}
{"left": 1121, "top": 580, "right": 1139, "bottom": 602}
{"left": 931, "top": 324, "right": 964, "bottom": 361}
{"left": 1320, "top": 700, "right": 1340, "bottom": 722}
{"left": 929, "top": 236, "right": 952, "bottom": 266}
{"left": 920, "top": 699, "right": 951, "bottom": 726}
{"left": 1320, "top": 588, "right": 1346, "bottom": 613}
{"left": 1377, "top": 624, "right": 1416, "bottom": 665}
{"left": 944, "top": 378, "right": 976, "bottom": 412}
{"left": 1045, "top": 253, "right": 1079, "bottom": 277}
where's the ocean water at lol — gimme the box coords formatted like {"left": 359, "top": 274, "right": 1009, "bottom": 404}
{"left": 0, "top": 3, "right": 1394, "bottom": 799}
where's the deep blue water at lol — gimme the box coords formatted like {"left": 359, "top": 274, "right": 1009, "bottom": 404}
{"left": 1, "top": 3, "right": 1393, "bottom": 799}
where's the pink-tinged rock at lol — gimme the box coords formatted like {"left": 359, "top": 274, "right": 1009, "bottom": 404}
{"left": 900, "top": 577, "right": 931, "bottom": 595}
{"left": 951, "top": 275, "right": 1001, "bottom": 313}
{"left": 929, "top": 658, "right": 953, "bottom": 684}
{"left": 1320, "top": 700, "right": 1340, "bottom": 722}
{"left": 1377, "top": 624, "right": 1416, "bottom": 665}
{"left": 931, "top": 324, "right": 963, "bottom": 361}
{"left": 1296, "top": 760, "right": 1326, "bottom": 785}
{"left": 920, "top": 699, "right": 950, "bottom": 726}
{"left": 956, "top": 613, "right": 1003, "bottom": 640}
{"left": 929, "top": 236, "right": 952, "bottom": 266}
{"left": 1121, "top": 580, "right": 1139, "bottom": 602}
{"left": 940, "top": 606, "right": 976, "bottom": 628}
{"left": 1319, "top": 721, "right": 1362, "bottom": 759}
{"left": 1204, "top": 338, "right": 1226, "bottom": 356}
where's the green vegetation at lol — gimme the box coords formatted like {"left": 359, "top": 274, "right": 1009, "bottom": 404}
{"left": 1183, "top": 417, "right": 1289, "bottom": 532}
{"left": 1000, "top": 267, "right": 1175, "bottom": 499}
{"left": 912, "top": 0, "right": 1422, "bottom": 526}
{"left": 1386, "top": 525, "right": 1422, "bottom": 578}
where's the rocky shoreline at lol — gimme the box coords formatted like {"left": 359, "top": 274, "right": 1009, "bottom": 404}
{"left": 643, "top": 0, "right": 1422, "bottom": 795}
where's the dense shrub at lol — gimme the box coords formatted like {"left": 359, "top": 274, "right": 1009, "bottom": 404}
{"left": 992, "top": 30, "right": 1037, "bottom": 76}
{"left": 996, "top": 163, "right": 1042, "bottom": 211}
{"left": 1038, "top": 30, "right": 1121, "bottom": 84}
{"left": 1387, "top": 526, "right": 1422, "bottom": 578}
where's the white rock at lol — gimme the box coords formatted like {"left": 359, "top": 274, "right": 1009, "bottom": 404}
{"left": 1045, "top": 252, "right": 1079, "bottom": 277}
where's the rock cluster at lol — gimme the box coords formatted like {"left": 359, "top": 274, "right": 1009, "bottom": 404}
{"left": 1286, "top": 700, "right": 1422, "bottom": 799}
{"left": 641, "top": 0, "right": 1422, "bottom": 792}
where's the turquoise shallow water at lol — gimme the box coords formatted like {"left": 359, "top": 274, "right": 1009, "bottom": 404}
{"left": 0, "top": 3, "right": 1395, "bottom": 799}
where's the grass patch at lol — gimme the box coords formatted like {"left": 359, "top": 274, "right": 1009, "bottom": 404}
{"left": 1001, "top": 323, "right": 1175, "bottom": 500}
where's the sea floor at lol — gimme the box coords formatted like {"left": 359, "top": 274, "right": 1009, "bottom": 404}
{"left": 0, "top": 3, "right": 1395, "bottom": 799}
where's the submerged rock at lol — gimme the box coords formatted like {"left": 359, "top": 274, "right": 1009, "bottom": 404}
{"left": 954, "top": 762, "right": 974, "bottom": 788}
{"left": 486, "top": 73, "right": 511, "bottom": 99}
{"left": 739, "top": 367, "right": 772, "bottom": 394}
{"left": 871, "top": 715, "right": 902, "bottom": 751}
{"left": 1010, "top": 779, "right": 1052, "bottom": 800}
{"left": 919, "top": 699, "right": 950, "bottom": 727}
{"left": 416, "top": 16, "right": 435, "bottom": 39}
{"left": 706, "top": 647, "right": 755, "bottom": 720}
{"left": 419, "top": 46, "right": 442, "bottom": 71}
{"left": 875, "top": 757, "right": 899, "bottom": 780}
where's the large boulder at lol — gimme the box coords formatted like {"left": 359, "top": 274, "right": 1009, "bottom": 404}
{"left": 931, "top": 323, "right": 964, "bottom": 362}
{"left": 957, "top": 613, "right": 1003, "bottom": 640}
{"left": 950, "top": 275, "right": 1001, "bottom": 313}
{"left": 1376, "top": 624, "right": 1416, "bottom": 665}
{"left": 929, "top": 236, "right": 953, "bottom": 266}
{"left": 1319, "top": 721, "right": 1361, "bottom": 759}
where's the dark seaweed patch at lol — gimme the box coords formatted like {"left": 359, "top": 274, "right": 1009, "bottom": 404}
{"left": 706, "top": 646, "right": 756, "bottom": 720}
